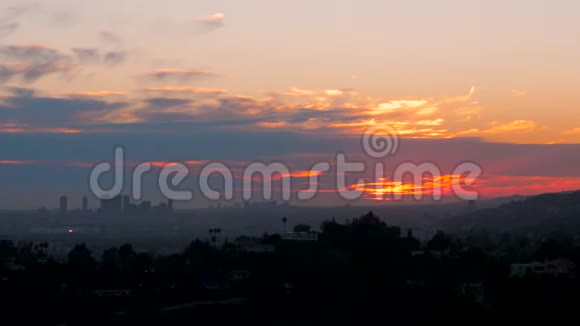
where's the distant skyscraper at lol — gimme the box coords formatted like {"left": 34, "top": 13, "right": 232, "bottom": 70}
{"left": 82, "top": 196, "right": 88, "bottom": 212}
{"left": 168, "top": 199, "right": 174, "bottom": 213}
{"left": 59, "top": 196, "right": 68, "bottom": 214}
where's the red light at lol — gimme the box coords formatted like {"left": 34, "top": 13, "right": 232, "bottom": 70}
{"left": 68, "top": 229, "right": 73, "bottom": 233}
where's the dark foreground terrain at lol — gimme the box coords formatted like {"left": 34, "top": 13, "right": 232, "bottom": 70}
{"left": 2, "top": 205, "right": 580, "bottom": 325}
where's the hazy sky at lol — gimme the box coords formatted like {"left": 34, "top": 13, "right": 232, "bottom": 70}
{"left": 1, "top": 1, "right": 580, "bottom": 208}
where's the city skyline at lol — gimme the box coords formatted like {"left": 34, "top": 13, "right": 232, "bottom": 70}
{"left": 49, "top": 194, "right": 175, "bottom": 214}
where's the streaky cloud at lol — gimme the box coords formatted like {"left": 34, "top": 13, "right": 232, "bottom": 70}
{"left": 144, "top": 69, "right": 217, "bottom": 83}
{"left": 98, "top": 31, "right": 122, "bottom": 45}
{"left": 0, "top": 63, "right": 73, "bottom": 83}
{"left": 72, "top": 48, "right": 100, "bottom": 64}
{"left": 0, "top": 44, "right": 72, "bottom": 64}
{"left": 104, "top": 51, "right": 126, "bottom": 66}
{"left": 0, "top": 44, "right": 76, "bottom": 82}
{"left": 0, "top": 22, "right": 18, "bottom": 37}
{"left": 194, "top": 13, "right": 225, "bottom": 33}
{"left": 143, "top": 87, "right": 228, "bottom": 95}
{"left": 0, "top": 87, "right": 128, "bottom": 128}
{"left": 68, "top": 90, "right": 126, "bottom": 97}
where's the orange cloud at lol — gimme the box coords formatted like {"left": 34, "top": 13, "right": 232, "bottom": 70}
{"left": 248, "top": 170, "right": 326, "bottom": 182}
{"left": 287, "top": 88, "right": 315, "bottom": 96}
{"left": 80, "top": 86, "right": 484, "bottom": 140}
{"left": 476, "top": 175, "right": 580, "bottom": 197}
{"left": 0, "top": 126, "right": 81, "bottom": 134}
{"left": 454, "top": 128, "right": 480, "bottom": 136}
{"left": 351, "top": 174, "right": 580, "bottom": 201}
{"left": 184, "top": 160, "right": 208, "bottom": 166}
{"left": 562, "top": 128, "right": 580, "bottom": 136}
{"left": 286, "top": 170, "right": 325, "bottom": 178}
{"left": 369, "top": 100, "right": 427, "bottom": 115}
{"left": 148, "top": 161, "right": 187, "bottom": 168}
{"left": 7, "top": 84, "right": 566, "bottom": 144}
{"left": 511, "top": 89, "right": 528, "bottom": 97}
{"left": 325, "top": 89, "right": 344, "bottom": 96}
{"left": 71, "top": 91, "right": 126, "bottom": 97}
{"left": 257, "top": 121, "right": 288, "bottom": 128}
{"left": 484, "top": 120, "right": 537, "bottom": 134}
{"left": 0, "top": 160, "right": 35, "bottom": 165}
{"left": 416, "top": 119, "right": 444, "bottom": 126}
{"left": 416, "top": 107, "right": 438, "bottom": 115}
{"left": 144, "top": 87, "right": 227, "bottom": 95}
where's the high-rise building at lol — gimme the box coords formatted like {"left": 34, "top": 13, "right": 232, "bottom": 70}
{"left": 82, "top": 196, "right": 88, "bottom": 212}
{"left": 59, "top": 196, "right": 68, "bottom": 214}
{"left": 168, "top": 199, "right": 174, "bottom": 213}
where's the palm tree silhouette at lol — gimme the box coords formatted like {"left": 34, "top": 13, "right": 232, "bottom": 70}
{"left": 209, "top": 228, "right": 221, "bottom": 246}
{"left": 282, "top": 217, "right": 288, "bottom": 233}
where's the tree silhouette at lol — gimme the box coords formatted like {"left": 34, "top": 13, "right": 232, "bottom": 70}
{"left": 0, "top": 240, "right": 16, "bottom": 259}
{"left": 428, "top": 230, "right": 453, "bottom": 251}
{"left": 293, "top": 224, "right": 312, "bottom": 233}
{"left": 16, "top": 241, "right": 37, "bottom": 266}
{"left": 101, "top": 247, "right": 120, "bottom": 272}
{"left": 119, "top": 243, "right": 136, "bottom": 272}
{"left": 351, "top": 211, "right": 385, "bottom": 228}
{"left": 209, "top": 228, "right": 221, "bottom": 246}
{"left": 282, "top": 216, "right": 288, "bottom": 233}
{"left": 30, "top": 242, "right": 49, "bottom": 263}
{"left": 68, "top": 243, "right": 96, "bottom": 275}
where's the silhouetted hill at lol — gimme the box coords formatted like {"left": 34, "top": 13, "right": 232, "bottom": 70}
{"left": 443, "top": 190, "right": 580, "bottom": 233}
{"left": 477, "top": 194, "right": 528, "bottom": 208}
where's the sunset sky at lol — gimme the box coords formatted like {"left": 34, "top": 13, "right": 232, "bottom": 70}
{"left": 1, "top": 0, "right": 580, "bottom": 208}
